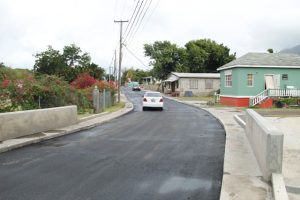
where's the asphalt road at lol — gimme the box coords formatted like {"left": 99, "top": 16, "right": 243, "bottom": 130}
{"left": 0, "top": 88, "right": 225, "bottom": 200}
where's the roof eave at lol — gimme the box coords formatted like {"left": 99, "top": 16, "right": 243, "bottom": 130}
{"left": 217, "top": 64, "right": 300, "bottom": 71}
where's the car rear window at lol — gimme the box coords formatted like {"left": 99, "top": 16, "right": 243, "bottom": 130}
{"left": 145, "top": 93, "right": 161, "bottom": 97}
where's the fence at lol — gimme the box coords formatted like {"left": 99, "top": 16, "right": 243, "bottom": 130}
{"left": 92, "top": 86, "right": 115, "bottom": 113}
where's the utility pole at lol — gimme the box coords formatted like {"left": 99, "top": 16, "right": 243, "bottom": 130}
{"left": 114, "top": 49, "right": 117, "bottom": 80}
{"left": 114, "top": 20, "right": 128, "bottom": 103}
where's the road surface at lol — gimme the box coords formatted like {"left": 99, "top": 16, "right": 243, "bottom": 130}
{"left": 0, "top": 88, "right": 225, "bottom": 200}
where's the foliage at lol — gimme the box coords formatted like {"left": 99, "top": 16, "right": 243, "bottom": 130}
{"left": 185, "top": 39, "right": 236, "bottom": 73}
{"left": 121, "top": 68, "right": 152, "bottom": 84}
{"left": 278, "top": 98, "right": 298, "bottom": 105}
{"left": 144, "top": 41, "right": 186, "bottom": 80}
{"left": 33, "top": 44, "right": 105, "bottom": 82}
{"left": 144, "top": 39, "right": 236, "bottom": 80}
{"left": 71, "top": 73, "right": 97, "bottom": 89}
{"left": 267, "top": 48, "right": 274, "bottom": 53}
{"left": 0, "top": 66, "right": 117, "bottom": 113}
{"left": 0, "top": 64, "right": 32, "bottom": 82}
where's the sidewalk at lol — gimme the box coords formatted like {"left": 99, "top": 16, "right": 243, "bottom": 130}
{"left": 266, "top": 117, "right": 300, "bottom": 200}
{"left": 0, "top": 94, "right": 133, "bottom": 154}
{"left": 164, "top": 96, "right": 273, "bottom": 200}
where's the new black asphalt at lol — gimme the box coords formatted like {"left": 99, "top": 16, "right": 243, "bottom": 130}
{"left": 0, "top": 88, "right": 225, "bottom": 200}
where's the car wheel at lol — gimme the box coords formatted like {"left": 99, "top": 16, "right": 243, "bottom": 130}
{"left": 142, "top": 107, "right": 146, "bottom": 111}
{"left": 160, "top": 107, "right": 163, "bottom": 111}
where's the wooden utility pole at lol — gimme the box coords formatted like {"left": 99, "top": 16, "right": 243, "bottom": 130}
{"left": 114, "top": 49, "right": 117, "bottom": 80}
{"left": 114, "top": 20, "right": 128, "bottom": 103}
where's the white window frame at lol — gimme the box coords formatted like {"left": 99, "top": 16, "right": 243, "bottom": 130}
{"left": 224, "top": 70, "right": 232, "bottom": 87}
{"left": 225, "top": 75, "right": 232, "bottom": 87}
{"left": 189, "top": 79, "right": 198, "bottom": 89}
{"left": 247, "top": 74, "right": 254, "bottom": 87}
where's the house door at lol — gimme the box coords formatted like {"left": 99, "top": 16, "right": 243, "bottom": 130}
{"left": 171, "top": 82, "right": 176, "bottom": 92}
{"left": 264, "top": 74, "right": 280, "bottom": 89}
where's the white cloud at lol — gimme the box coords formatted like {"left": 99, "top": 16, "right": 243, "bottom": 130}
{"left": 1, "top": 0, "right": 300, "bottom": 70}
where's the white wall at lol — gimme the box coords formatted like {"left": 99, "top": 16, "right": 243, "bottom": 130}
{"left": 0, "top": 106, "right": 78, "bottom": 141}
{"left": 178, "top": 78, "right": 220, "bottom": 96}
{"left": 245, "top": 109, "right": 284, "bottom": 181}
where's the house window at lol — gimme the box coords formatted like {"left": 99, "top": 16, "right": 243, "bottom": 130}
{"left": 282, "top": 74, "right": 288, "bottom": 80}
{"left": 225, "top": 75, "right": 232, "bottom": 87}
{"left": 247, "top": 74, "right": 253, "bottom": 87}
{"left": 189, "top": 80, "right": 198, "bottom": 89}
{"left": 205, "top": 79, "right": 213, "bottom": 89}
{"left": 175, "top": 80, "right": 179, "bottom": 89}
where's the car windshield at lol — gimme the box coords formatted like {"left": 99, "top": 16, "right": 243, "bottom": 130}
{"left": 145, "top": 93, "right": 161, "bottom": 97}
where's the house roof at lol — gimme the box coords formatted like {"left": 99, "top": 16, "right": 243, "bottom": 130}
{"left": 171, "top": 72, "right": 220, "bottom": 78}
{"left": 217, "top": 53, "right": 300, "bottom": 71}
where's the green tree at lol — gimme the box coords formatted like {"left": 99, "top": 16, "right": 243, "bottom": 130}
{"left": 34, "top": 44, "right": 105, "bottom": 82}
{"left": 33, "top": 46, "right": 65, "bottom": 75}
{"left": 267, "top": 48, "right": 274, "bottom": 53}
{"left": 144, "top": 41, "right": 186, "bottom": 80}
{"left": 121, "top": 68, "right": 151, "bottom": 84}
{"left": 185, "top": 39, "right": 236, "bottom": 73}
{"left": 62, "top": 44, "right": 91, "bottom": 68}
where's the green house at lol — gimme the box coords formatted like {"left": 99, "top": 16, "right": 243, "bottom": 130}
{"left": 217, "top": 53, "right": 300, "bottom": 107}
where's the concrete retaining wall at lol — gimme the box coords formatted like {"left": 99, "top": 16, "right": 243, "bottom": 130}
{"left": 0, "top": 106, "right": 78, "bottom": 141}
{"left": 245, "top": 109, "right": 284, "bottom": 181}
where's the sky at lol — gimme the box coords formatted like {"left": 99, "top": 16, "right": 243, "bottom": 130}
{"left": 1, "top": 0, "right": 300, "bottom": 72}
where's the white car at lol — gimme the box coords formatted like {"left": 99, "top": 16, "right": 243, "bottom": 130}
{"left": 142, "top": 91, "right": 164, "bottom": 111}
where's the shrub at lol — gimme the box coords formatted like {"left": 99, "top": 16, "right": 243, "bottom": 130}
{"left": 70, "top": 73, "right": 96, "bottom": 89}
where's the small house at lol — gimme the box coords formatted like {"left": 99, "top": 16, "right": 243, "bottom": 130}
{"left": 162, "top": 72, "right": 220, "bottom": 96}
{"left": 217, "top": 53, "right": 300, "bottom": 107}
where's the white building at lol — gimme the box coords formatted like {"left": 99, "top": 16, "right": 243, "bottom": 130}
{"left": 163, "top": 72, "right": 220, "bottom": 96}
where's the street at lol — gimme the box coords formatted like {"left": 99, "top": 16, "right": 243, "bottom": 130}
{"left": 0, "top": 88, "right": 225, "bottom": 200}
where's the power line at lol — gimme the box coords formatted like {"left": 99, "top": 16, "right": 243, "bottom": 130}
{"left": 123, "top": 0, "right": 140, "bottom": 36}
{"left": 122, "top": 0, "right": 145, "bottom": 42}
{"left": 126, "top": 0, "right": 153, "bottom": 45}
{"left": 123, "top": 0, "right": 148, "bottom": 44}
{"left": 141, "top": 0, "right": 161, "bottom": 31}
{"left": 123, "top": 44, "right": 148, "bottom": 68}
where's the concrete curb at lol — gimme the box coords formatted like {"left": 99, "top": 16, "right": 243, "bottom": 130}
{"left": 0, "top": 97, "right": 134, "bottom": 154}
{"left": 234, "top": 114, "right": 246, "bottom": 129}
{"left": 78, "top": 112, "right": 109, "bottom": 122}
{"left": 272, "top": 173, "right": 289, "bottom": 200}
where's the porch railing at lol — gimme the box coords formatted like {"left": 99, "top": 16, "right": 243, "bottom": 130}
{"left": 249, "top": 89, "right": 269, "bottom": 107}
{"left": 250, "top": 89, "right": 300, "bottom": 107}
{"left": 269, "top": 89, "right": 300, "bottom": 97}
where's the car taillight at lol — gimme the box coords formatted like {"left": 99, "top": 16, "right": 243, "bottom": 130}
{"left": 143, "top": 98, "right": 147, "bottom": 102}
{"left": 159, "top": 98, "right": 163, "bottom": 102}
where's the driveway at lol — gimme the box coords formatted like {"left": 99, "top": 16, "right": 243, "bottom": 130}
{"left": 0, "top": 88, "right": 225, "bottom": 200}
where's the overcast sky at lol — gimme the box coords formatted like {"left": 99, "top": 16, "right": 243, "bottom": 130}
{"left": 1, "top": 0, "right": 300, "bottom": 72}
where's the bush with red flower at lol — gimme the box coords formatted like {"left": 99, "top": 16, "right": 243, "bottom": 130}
{"left": 70, "top": 73, "right": 96, "bottom": 89}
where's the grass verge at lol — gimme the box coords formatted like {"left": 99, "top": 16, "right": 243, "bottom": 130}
{"left": 104, "top": 102, "right": 125, "bottom": 113}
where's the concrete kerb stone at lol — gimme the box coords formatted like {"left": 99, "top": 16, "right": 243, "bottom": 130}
{"left": 234, "top": 114, "right": 246, "bottom": 129}
{"left": 78, "top": 112, "right": 109, "bottom": 123}
{"left": 272, "top": 173, "right": 289, "bottom": 200}
{"left": 0, "top": 95, "right": 134, "bottom": 154}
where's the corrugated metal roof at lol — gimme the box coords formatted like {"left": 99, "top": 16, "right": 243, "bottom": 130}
{"left": 171, "top": 72, "right": 220, "bottom": 78}
{"left": 164, "top": 74, "right": 180, "bottom": 82}
{"left": 217, "top": 53, "right": 300, "bottom": 71}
